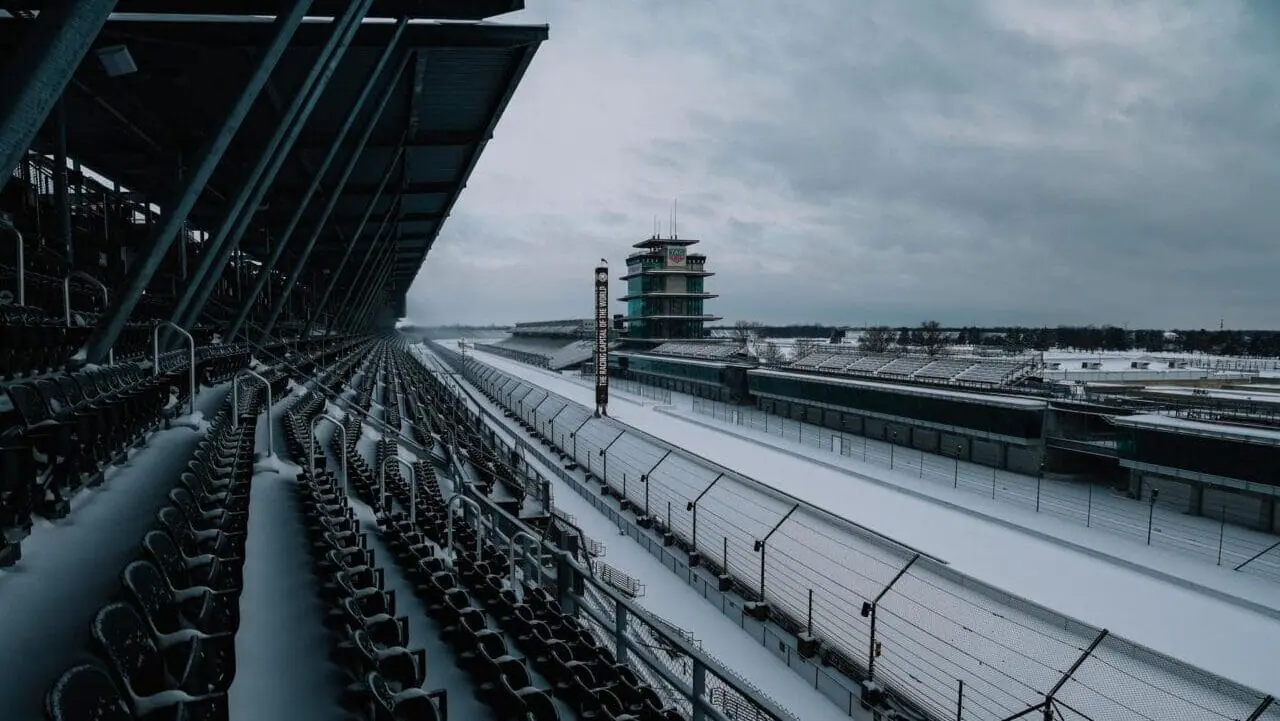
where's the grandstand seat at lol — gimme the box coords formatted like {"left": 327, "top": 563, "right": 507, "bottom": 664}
{"left": 3, "top": 382, "right": 77, "bottom": 518}
{"left": 0, "top": 437, "right": 34, "bottom": 565}
{"left": 91, "top": 601, "right": 229, "bottom": 703}
{"left": 144, "top": 529, "right": 243, "bottom": 597}
{"left": 122, "top": 559, "right": 240, "bottom": 638}
{"left": 366, "top": 671, "right": 448, "bottom": 721}
{"left": 44, "top": 664, "right": 136, "bottom": 721}
{"left": 338, "top": 628, "right": 425, "bottom": 692}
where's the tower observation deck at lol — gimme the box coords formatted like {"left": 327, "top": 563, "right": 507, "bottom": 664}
{"left": 618, "top": 235, "right": 721, "bottom": 340}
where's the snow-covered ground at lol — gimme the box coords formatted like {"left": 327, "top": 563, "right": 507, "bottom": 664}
{"left": 229, "top": 399, "right": 348, "bottom": 721}
{"left": 548, "top": 368, "right": 1280, "bottom": 585}
{"left": 452, "top": 348, "right": 1280, "bottom": 700}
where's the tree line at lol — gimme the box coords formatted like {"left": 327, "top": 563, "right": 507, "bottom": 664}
{"left": 723, "top": 321, "right": 1280, "bottom": 359}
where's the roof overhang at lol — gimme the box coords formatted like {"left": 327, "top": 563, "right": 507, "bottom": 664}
{"left": 0, "top": 2, "right": 525, "bottom": 20}
{"left": 1, "top": 13, "right": 546, "bottom": 319}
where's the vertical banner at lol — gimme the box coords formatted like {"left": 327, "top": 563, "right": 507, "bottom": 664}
{"left": 594, "top": 262, "right": 610, "bottom": 416}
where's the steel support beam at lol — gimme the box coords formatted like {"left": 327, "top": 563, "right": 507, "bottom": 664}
{"left": 341, "top": 240, "right": 393, "bottom": 331}
{"left": 0, "top": 0, "right": 117, "bottom": 196}
{"left": 340, "top": 234, "right": 396, "bottom": 331}
{"left": 327, "top": 198, "right": 399, "bottom": 334}
{"left": 171, "top": 0, "right": 371, "bottom": 341}
{"left": 255, "top": 27, "right": 410, "bottom": 344}
{"left": 80, "top": 0, "right": 314, "bottom": 364}
{"left": 224, "top": 22, "right": 398, "bottom": 343}
{"left": 301, "top": 141, "right": 406, "bottom": 339}
{"left": 350, "top": 253, "right": 396, "bottom": 333}
{"left": 354, "top": 230, "right": 399, "bottom": 322}
{"left": 53, "top": 98, "right": 72, "bottom": 264}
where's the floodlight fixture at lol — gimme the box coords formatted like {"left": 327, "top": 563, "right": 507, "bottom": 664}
{"left": 96, "top": 45, "right": 138, "bottom": 77}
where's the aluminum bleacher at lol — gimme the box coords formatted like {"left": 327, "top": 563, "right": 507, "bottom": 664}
{"left": 913, "top": 357, "right": 978, "bottom": 381}
{"left": 877, "top": 355, "right": 932, "bottom": 377}
{"left": 512, "top": 319, "right": 591, "bottom": 338}
{"left": 786, "top": 347, "right": 1039, "bottom": 388}
{"left": 649, "top": 342, "right": 742, "bottom": 360}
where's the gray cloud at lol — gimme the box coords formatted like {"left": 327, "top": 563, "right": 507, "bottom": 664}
{"left": 406, "top": 0, "right": 1280, "bottom": 329}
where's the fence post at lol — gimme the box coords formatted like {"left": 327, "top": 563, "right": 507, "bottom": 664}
{"left": 991, "top": 466, "right": 996, "bottom": 499}
{"left": 1246, "top": 696, "right": 1274, "bottom": 721}
{"left": 864, "top": 553, "right": 919, "bottom": 682}
{"left": 919, "top": 449, "right": 924, "bottom": 478}
{"left": 806, "top": 588, "right": 814, "bottom": 636}
{"left": 1005, "top": 629, "right": 1109, "bottom": 720}
{"left": 1146, "top": 490, "right": 1158, "bottom": 545}
{"left": 755, "top": 504, "right": 799, "bottom": 602}
{"left": 1234, "top": 539, "right": 1280, "bottom": 572}
{"left": 1087, "top": 483, "right": 1093, "bottom": 527}
{"left": 1217, "top": 504, "right": 1227, "bottom": 565}
{"left": 956, "top": 679, "right": 964, "bottom": 721}
{"left": 1035, "top": 475, "right": 1042, "bottom": 512}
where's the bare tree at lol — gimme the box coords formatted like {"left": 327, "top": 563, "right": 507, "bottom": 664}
{"left": 731, "top": 320, "right": 763, "bottom": 351}
{"left": 792, "top": 337, "right": 819, "bottom": 360}
{"left": 758, "top": 340, "right": 784, "bottom": 366}
{"left": 858, "top": 326, "right": 894, "bottom": 353}
{"left": 919, "top": 320, "right": 946, "bottom": 357}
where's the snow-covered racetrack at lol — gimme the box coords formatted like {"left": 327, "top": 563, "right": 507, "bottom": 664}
{"left": 458, "top": 346, "right": 1280, "bottom": 699}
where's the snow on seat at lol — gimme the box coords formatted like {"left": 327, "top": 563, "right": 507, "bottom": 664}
{"left": 876, "top": 355, "right": 932, "bottom": 376}
{"left": 913, "top": 357, "right": 977, "bottom": 380}
{"left": 91, "top": 601, "right": 226, "bottom": 709}
{"left": 45, "top": 664, "right": 136, "bottom": 721}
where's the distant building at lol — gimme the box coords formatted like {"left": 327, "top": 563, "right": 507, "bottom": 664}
{"left": 618, "top": 235, "right": 721, "bottom": 340}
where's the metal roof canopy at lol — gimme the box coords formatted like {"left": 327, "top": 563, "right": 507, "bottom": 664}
{"left": 0, "top": 1, "right": 525, "bottom": 20}
{"left": 0, "top": 12, "right": 545, "bottom": 315}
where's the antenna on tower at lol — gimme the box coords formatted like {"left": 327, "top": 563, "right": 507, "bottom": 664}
{"left": 673, "top": 198, "right": 678, "bottom": 238}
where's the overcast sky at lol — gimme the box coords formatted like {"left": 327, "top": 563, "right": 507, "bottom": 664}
{"left": 405, "top": 1, "right": 1280, "bottom": 330}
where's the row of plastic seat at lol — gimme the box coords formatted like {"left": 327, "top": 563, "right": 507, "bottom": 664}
{"left": 0, "top": 301, "right": 210, "bottom": 380}
{"left": 283, "top": 386, "right": 449, "bottom": 721}
{"left": 332, "top": 355, "right": 565, "bottom": 720}
{"left": 378, "top": 346, "right": 684, "bottom": 720}
{"left": 0, "top": 349, "right": 245, "bottom": 567}
{"left": 377, "top": 467, "right": 675, "bottom": 721}
{"left": 43, "top": 396, "right": 258, "bottom": 721}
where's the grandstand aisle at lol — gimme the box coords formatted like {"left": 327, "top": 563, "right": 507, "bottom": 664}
{"left": 428, "top": 352, "right": 855, "bottom": 721}
{"left": 458, "top": 347, "right": 1280, "bottom": 697}
{"left": 0, "top": 386, "right": 230, "bottom": 718}
{"left": 229, "top": 400, "right": 347, "bottom": 721}
{"left": 336, "top": 360, "right": 508, "bottom": 720}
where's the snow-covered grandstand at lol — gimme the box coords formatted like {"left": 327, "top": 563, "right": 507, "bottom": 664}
{"left": 473, "top": 318, "right": 600, "bottom": 370}
{"left": 789, "top": 347, "right": 1040, "bottom": 388}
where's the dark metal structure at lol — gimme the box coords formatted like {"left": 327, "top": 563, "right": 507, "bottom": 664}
{"left": 0, "top": 3, "right": 546, "bottom": 359}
